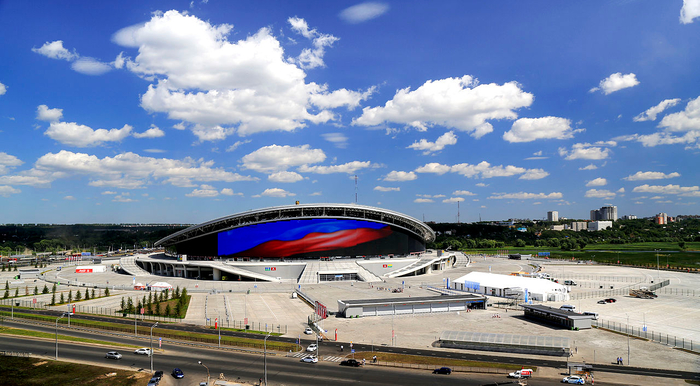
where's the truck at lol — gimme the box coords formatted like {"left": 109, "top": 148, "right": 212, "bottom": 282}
{"left": 508, "top": 369, "right": 533, "bottom": 378}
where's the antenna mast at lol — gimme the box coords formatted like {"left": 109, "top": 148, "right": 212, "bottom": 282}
{"left": 457, "top": 201, "right": 460, "bottom": 224}
{"left": 354, "top": 175, "right": 358, "bottom": 204}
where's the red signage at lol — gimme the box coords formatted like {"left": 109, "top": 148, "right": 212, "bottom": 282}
{"left": 382, "top": 264, "right": 388, "bottom": 268}
{"left": 140, "top": 307, "right": 145, "bottom": 315}
{"left": 72, "top": 304, "right": 76, "bottom": 313}
{"left": 76, "top": 268, "right": 93, "bottom": 273}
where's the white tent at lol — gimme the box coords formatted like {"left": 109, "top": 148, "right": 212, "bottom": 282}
{"left": 451, "top": 271, "right": 569, "bottom": 302}
{"left": 150, "top": 281, "right": 173, "bottom": 290}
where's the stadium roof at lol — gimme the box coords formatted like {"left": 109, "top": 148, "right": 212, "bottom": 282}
{"left": 154, "top": 203, "right": 436, "bottom": 247}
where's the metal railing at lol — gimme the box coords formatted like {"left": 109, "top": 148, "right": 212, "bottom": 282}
{"left": 593, "top": 319, "right": 698, "bottom": 353}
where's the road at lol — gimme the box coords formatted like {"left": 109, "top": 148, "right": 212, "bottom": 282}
{"left": 2, "top": 307, "right": 698, "bottom": 382}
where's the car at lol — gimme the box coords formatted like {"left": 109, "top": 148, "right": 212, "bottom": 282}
{"left": 340, "top": 359, "right": 361, "bottom": 367}
{"left": 432, "top": 367, "right": 452, "bottom": 375}
{"left": 147, "top": 377, "right": 160, "bottom": 386}
{"left": 105, "top": 351, "right": 122, "bottom": 359}
{"left": 307, "top": 343, "right": 318, "bottom": 352}
{"left": 562, "top": 375, "right": 585, "bottom": 384}
{"left": 134, "top": 348, "right": 152, "bottom": 355}
{"left": 301, "top": 355, "right": 318, "bottom": 363}
{"left": 597, "top": 300, "right": 606, "bottom": 304}
{"left": 153, "top": 371, "right": 163, "bottom": 381}
{"left": 172, "top": 368, "right": 185, "bottom": 379}
{"left": 604, "top": 298, "right": 617, "bottom": 303}
{"left": 304, "top": 327, "right": 314, "bottom": 335}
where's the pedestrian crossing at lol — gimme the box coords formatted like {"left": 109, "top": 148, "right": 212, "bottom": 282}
{"left": 289, "top": 352, "right": 344, "bottom": 362}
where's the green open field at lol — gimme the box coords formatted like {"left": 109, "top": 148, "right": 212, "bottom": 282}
{"left": 0, "top": 356, "right": 147, "bottom": 386}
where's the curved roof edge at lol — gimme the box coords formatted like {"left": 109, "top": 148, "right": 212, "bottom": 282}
{"left": 155, "top": 203, "right": 435, "bottom": 247}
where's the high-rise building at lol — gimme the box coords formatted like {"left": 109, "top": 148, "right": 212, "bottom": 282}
{"left": 570, "top": 221, "right": 587, "bottom": 231}
{"left": 656, "top": 213, "right": 667, "bottom": 225}
{"left": 622, "top": 215, "right": 637, "bottom": 220}
{"left": 590, "top": 206, "right": 617, "bottom": 221}
{"left": 547, "top": 211, "right": 559, "bottom": 222}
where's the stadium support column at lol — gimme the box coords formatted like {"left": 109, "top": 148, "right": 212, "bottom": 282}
{"left": 213, "top": 268, "right": 221, "bottom": 281}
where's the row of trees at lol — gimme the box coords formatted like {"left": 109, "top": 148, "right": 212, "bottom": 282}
{"left": 120, "top": 286, "right": 189, "bottom": 318}
{"left": 2, "top": 281, "right": 110, "bottom": 305}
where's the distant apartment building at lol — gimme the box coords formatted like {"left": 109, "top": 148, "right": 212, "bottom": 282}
{"left": 590, "top": 206, "right": 618, "bottom": 221}
{"left": 550, "top": 224, "right": 565, "bottom": 231}
{"left": 547, "top": 211, "right": 559, "bottom": 222}
{"left": 588, "top": 221, "right": 613, "bottom": 231}
{"left": 570, "top": 221, "right": 588, "bottom": 232}
{"left": 622, "top": 215, "right": 637, "bottom": 220}
{"left": 656, "top": 213, "right": 669, "bottom": 225}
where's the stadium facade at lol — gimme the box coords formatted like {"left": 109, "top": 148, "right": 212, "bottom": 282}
{"left": 154, "top": 203, "right": 436, "bottom": 259}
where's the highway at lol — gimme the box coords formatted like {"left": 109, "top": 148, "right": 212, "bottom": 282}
{"left": 2, "top": 307, "right": 698, "bottom": 383}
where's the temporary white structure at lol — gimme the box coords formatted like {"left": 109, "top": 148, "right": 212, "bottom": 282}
{"left": 150, "top": 281, "right": 173, "bottom": 291}
{"left": 451, "top": 271, "right": 569, "bottom": 302}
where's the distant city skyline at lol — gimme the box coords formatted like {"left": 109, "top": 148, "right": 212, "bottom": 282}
{"left": 1, "top": 1, "right": 700, "bottom": 224}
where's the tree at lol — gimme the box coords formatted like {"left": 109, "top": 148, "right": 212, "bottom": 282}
{"left": 180, "top": 288, "right": 188, "bottom": 304}
{"left": 91, "top": 289, "right": 95, "bottom": 299}
{"left": 1, "top": 265, "right": 5, "bottom": 272}
{"left": 175, "top": 286, "right": 180, "bottom": 299}
{"left": 33, "top": 286, "right": 39, "bottom": 295}
{"left": 84, "top": 288, "right": 90, "bottom": 300}
{"left": 52, "top": 283, "right": 57, "bottom": 293}
{"left": 175, "top": 302, "right": 181, "bottom": 317}
{"left": 147, "top": 292, "right": 152, "bottom": 306}
{"left": 105, "top": 287, "right": 110, "bottom": 297}
{"left": 14, "top": 288, "right": 19, "bottom": 297}
{"left": 679, "top": 241, "right": 686, "bottom": 250}
{"left": 42, "top": 284, "right": 49, "bottom": 294}
{"left": 60, "top": 293, "right": 65, "bottom": 304}
{"left": 127, "top": 297, "right": 134, "bottom": 313}
{"left": 164, "top": 289, "right": 169, "bottom": 300}
{"left": 4, "top": 281, "right": 9, "bottom": 292}
{"left": 120, "top": 297, "right": 125, "bottom": 311}
{"left": 75, "top": 291, "right": 82, "bottom": 301}
{"left": 68, "top": 290, "right": 73, "bottom": 303}
{"left": 50, "top": 293, "right": 56, "bottom": 306}
{"left": 165, "top": 304, "right": 171, "bottom": 317}
{"left": 514, "top": 239, "right": 526, "bottom": 248}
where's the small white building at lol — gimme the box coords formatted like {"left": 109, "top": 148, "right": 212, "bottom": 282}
{"left": 588, "top": 221, "right": 612, "bottom": 231}
{"left": 450, "top": 272, "right": 569, "bottom": 302}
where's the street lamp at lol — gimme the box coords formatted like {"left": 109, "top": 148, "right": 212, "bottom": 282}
{"left": 150, "top": 322, "right": 158, "bottom": 373}
{"left": 655, "top": 249, "right": 660, "bottom": 281}
{"left": 264, "top": 332, "right": 271, "bottom": 386}
{"left": 198, "top": 360, "right": 210, "bottom": 386}
{"left": 55, "top": 313, "right": 68, "bottom": 360}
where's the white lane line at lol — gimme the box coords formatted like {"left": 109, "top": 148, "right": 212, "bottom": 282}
{"left": 259, "top": 295, "right": 278, "bottom": 320}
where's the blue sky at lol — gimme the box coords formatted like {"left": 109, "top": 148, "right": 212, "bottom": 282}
{"left": 1, "top": 1, "right": 700, "bottom": 224}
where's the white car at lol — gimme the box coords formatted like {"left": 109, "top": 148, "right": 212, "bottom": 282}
{"left": 134, "top": 348, "right": 152, "bottom": 356}
{"left": 300, "top": 356, "right": 318, "bottom": 363}
{"left": 105, "top": 351, "right": 122, "bottom": 359}
{"left": 304, "top": 327, "right": 314, "bottom": 335}
{"left": 306, "top": 343, "right": 318, "bottom": 352}
{"left": 562, "top": 375, "right": 585, "bottom": 384}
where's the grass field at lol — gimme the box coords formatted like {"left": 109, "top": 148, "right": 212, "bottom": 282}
{"left": 0, "top": 326, "right": 140, "bottom": 348}
{"left": 352, "top": 351, "right": 532, "bottom": 371}
{"left": 0, "top": 357, "right": 147, "bottom": 386}
{"left": 0, "top": 310, "right": 298, "bottom": 352}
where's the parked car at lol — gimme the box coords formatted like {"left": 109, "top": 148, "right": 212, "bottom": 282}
{"left": 172, "top": 368, "right": 185, "bottom": 379}
{"left": 105, "top": 351, "right": 122, "bottom": 360}
{"left": 153, "top": 371, "right": 163, "bottom": 381}
{"left": 340, "top": 359, "right": 361, "bottom": 367}
{"left": 147, "top": 377, "right": 160, "bottom": 386}
{"left": 508, "top": 369, "right": 533, "bottom": 378}
{"left": 562, "top": 375, "right": 585, "bottom": 384}
{"left": 604, "top": 298, "right": 617, "bottom": 303}
{"left": 307, "top": 343, "right": 318, "bottom": 352}
{"left": 597, "top": 300, "right": 606, "bottom": 304}
{"left": 582, "top": 312, "right": 599, "bottom": 320}
{"left": 134, "top": 348, "right": 152, "bottom": 355}
{"left": 432, "top": 367, "right": 452, "bottom": 375}
{"left": 301, "top": 356, "right": 318, "bottom": 363}
{"left": 304, "top": 327, "right": 314, "bottom": 335}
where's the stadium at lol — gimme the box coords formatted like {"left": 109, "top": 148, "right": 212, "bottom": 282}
{"left": 123, "top": 204, "right": 460, "bottom": 283}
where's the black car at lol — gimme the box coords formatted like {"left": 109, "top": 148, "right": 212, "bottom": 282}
{"left": 433, "top": 367, "right": 452, "bottom": 375}
{"left": 340, "top": 359, "right": 361, "bottom": 367}
{"left": 153, "top": 371, "right": 163, "bottom": 381}
{"left": 172, "top": 368, "right": 185, "bottom": 379}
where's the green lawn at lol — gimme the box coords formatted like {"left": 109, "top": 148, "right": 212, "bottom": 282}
{"left": 0, "top": 326, "right": 141, "bottom": 347}
{"left": 0, "top": 357, "right": 147, "bottom": 386}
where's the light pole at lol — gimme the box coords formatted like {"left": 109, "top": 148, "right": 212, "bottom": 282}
{"left": 198, "top": 360, "right": 210, "bottom": 386}
{"left": 264, "top": 332, "right": 271, "bottom": 386}
{"left": 150, "top": 322, "right": 158, "bottom": 373}
{"left": 55, "top": 313, "right": 67, "bottom": 360}
{"left": 626, "top": 313, "right": 630, "bottom": 366}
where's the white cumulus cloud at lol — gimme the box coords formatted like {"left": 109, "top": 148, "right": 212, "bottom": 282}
{"left": 322, "top": 133, "right": 349, "bottom": 148}
{"left": 633, "top": 98, "right": 681, "bottom": 122}
{"left": 589, "top": 72, "right": 640, "bottom": 95}
{"left": 256, "top": 188, "right": 295, "bottom": 198}
{"left": 133, "top": 125, "right": 165, "bottom": 139}
{"left": 45, "top": 122, "right": 132, "bottom": 147}
{"left": 32, "top": 40, "right": 77, "bottom": 61}
{"left": 658, "top": 96, "right": 700, "bottom": 132}
{"left": 632, "top": 184, "right": 699, "bottom": 195}
{"left": 0, "top": 82, "right": 6, "bottom": 95}
{"left": 579, "top": 164, "right": 598, "bottom": 170}
{"left": 0, "top": 152, "right": 23, "bottom": 175}
{"left": 414, "top": 163, "right": 451, "bottom": 175}
{"left": 415, "top": 161, "right": 546, "bottom": 180}
{"left": 487, "top": 192, "right": 563, "bottom": 200}
{"left": 503, "top": 117, "right": 580, "bottom": 143}
{"left": 298, "top": 161, "right": 372, "bottom": 174}
{"left": 680, "top": 0, "right": 700, "bottom": 24}
{"left": 220, "top": 188, "right": 242, "bottom": 196}
{"left": 186, "top": 184, "right": 220, "bottom": 197}
{"left": 442, "top": 197, "right": 465, "bottom": 203}
{"left": 339, "top": 2, "right": 389, "bottom": 23}
{"left": 0, "top": 185, "right": 21, "bottom": 197}
{"left": 71, "top": 57, "right": 112, "bottom": 75}
{"left": 453, "top": 190, "right": 476, "bottom": 196}
{"left": 383, "top": 171, "right": 417, "bottom": 181}
{"left": 268, "top": 171, "right": 304, "bottom": 183}
{"left": 558, "top": 142, "right": 614, "bottom": 160}
{"left": 225, "top": 140, "right": 252, "bottom": 152}
{"left": 241, "top": 144, "right": 326, "bottom": 173}
{"left": 407, "top": 131, "right": 457, "bottom": 154}
{"left": 585, "top": 189, "right": 616, "bottom": 199}
{"left": 374, "top": 186, "right": 399, "bottom": 192}
{"left": 414, "top": 198, "right": 433, "bottom": 203}
{"left": 288, "top": 17, "right": 339, "bottom": 70}
{"left": 586, "top": 177, "right": 607, "bottom": 187}
{"left": 353, "top": 75, "right": 533, "bottom": 138}
{"left": 623, "top": 171, "right": 681, "bottom": 181}
{"left": 36, "top": 105, "right": 63, "bottom": 122}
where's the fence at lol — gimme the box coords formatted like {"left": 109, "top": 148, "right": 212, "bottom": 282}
{"left": 593, "top": 319, "right": 698, "bottom": 353}
{"left": 569, "top": 280, "right": 670, "bottom": 300}
{"left": 204, "top": 318, "right": 288, "bottom": 334}
{"left": 371, "top": 361, "right": 512, "bottom": 374}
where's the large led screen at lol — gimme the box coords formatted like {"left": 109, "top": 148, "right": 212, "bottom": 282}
{"left": 217, "top": 218, "right": 413, "bottom": 258}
